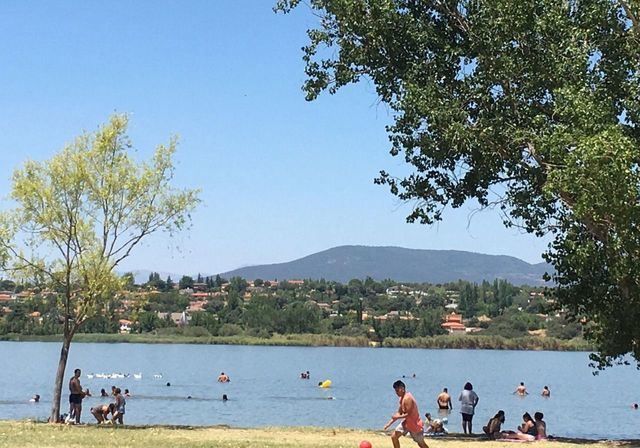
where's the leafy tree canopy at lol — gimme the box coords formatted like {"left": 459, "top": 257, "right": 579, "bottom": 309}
{"left": 277, "top": 0, "right": 640, "bottom": 368}
{"left": 0, "top": 114, "right": 200, "bottom": 420}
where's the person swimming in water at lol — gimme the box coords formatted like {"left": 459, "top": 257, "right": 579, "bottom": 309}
{"left": 541, "top": 386, "right": 550, "bottom": 397}
{"left": 29, "top": 394, "right": 40, "bottom": 403}
{"left": 513, "top": 382, "right": 528, "bottom": 396}
{"left": 217, "top": 372, "right": 230, "bottom": 383}
{"left": 100, "top": 388, "right": 108, "bottom": 397}
{"left": 222, "top": 394, "right": 228, "bottom": 402}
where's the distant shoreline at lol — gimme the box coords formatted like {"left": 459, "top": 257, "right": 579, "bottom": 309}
{"left": 0, "top": 332, "right": 593, "bottom": 351}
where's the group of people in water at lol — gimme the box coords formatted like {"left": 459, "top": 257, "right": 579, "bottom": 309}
{"left": 384, "top": 380, "right": 552, "bottom": 448}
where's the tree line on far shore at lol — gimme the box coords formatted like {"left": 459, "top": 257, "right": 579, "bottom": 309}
{"left": 0, "top": 275, "right": 582, "bottom": 343}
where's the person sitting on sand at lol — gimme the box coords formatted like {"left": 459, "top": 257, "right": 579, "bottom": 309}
{"left": 534, "top": 412, "right": 547, "bottom": 440}
{"left": 514, "top": 382, "right": 528, "bottom": 396}
{"left": 424, "top": 413, "right": 448, "bottom": 434}
{"left": 217, "top": 372, "right": 230, "bottom": 383}
{"left": 482, "top": 410, "right": 505, "bottom": 439}
{"left": 90, "top": 403, "right": 115, "bottom": 423}
{"left": 112, "top": 388, "right": 126, "bottom": 425}
{"left": 541, "top": 386, "right": 550, "bottom": 397}
{"left": 497, "top": 413, "right": 536, "bottom": 442}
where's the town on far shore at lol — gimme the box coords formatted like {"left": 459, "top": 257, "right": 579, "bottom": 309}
{"left": 0, "top": 274, "right": 584, "bottom": 348}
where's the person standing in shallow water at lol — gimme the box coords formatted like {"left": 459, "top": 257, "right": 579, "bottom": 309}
{"left": 383, "top": 380, "right": 429, "bottom": 448}
{"left": 458, "top": 382, "right": 479, "bottom": 435}
{"left": 437, "top": 388, "right": 452, "bottom": 410}
{"left": 514, "top": 382, "right": 528, "bottom": 396}
{"left": 541, "top": 386, "right": 550, "bottom": 397}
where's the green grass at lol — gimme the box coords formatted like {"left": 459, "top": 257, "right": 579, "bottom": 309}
{"left": 0, "top": 421, "right": 631, "bottom": 448}
{"left": 0, "top": 332, "right": 593, "bottom": 351}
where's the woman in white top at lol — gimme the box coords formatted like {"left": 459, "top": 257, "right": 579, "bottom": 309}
{"left": 458, "top": 382, "right": 479, "bottom": 434}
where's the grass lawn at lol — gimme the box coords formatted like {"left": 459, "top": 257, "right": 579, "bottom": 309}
{"left": 0, "top": 422, "right": 636, "bottom": 448}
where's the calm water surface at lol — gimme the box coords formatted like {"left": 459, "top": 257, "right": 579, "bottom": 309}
{"left": 1, "top": 342, "right": 639, "bottom": 439}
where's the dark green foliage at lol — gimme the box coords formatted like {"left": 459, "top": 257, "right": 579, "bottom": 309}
{"left": 276, "top": 0, "right": 640, "bottom": 368}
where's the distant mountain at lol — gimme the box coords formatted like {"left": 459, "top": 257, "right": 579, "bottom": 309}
{"left": 219, "top": 246, "right": 551, "bottom": 286}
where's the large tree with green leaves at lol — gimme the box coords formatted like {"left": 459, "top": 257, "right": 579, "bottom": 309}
{"left": 0, "top": 114, "right": 200, "bottom": 421}
{"left": 277, "top": 0, "right": 640, "bottom": 368}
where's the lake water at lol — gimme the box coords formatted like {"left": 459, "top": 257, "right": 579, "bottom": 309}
{"left": 1, "top": 342, "right": 639, "bottom": 439}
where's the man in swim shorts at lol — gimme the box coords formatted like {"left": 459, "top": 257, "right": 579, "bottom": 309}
{"left": 436, "top": 388, "right": 452, "bottom": 410}
{"left": 68, "top": 368, "right": 84, "bottom": 424}
{"left": 384, "top": 380, "right": 429, "bottom": 448}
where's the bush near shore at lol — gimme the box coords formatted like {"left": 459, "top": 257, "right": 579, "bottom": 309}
{"left": 0, "top": 421, "right": 630, "bottom": 448}
{"left": 0, "top": 332, "right": 592, "bottom": 351}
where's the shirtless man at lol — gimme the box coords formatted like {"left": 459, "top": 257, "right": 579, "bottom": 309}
{"left": 217, "top": 372, "right": 230, "bottom": 383}
{"left": 514, "top": 382, "right": 528, "bottom": 396}
{"left": 68, "top": 368, "right": 84, "bottom": 423}
{"left": 90, "top": 403, "right": 115, "bottom": 423}
{"left": 437, "top": 388, "right": 452, "bottom": 410}
{"left": 383, "top": 380, "right": 429, "bottom": 448}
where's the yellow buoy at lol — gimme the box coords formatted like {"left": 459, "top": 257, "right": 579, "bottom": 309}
{"left": 320, "top": 379, "right": 332, "bottom": 388}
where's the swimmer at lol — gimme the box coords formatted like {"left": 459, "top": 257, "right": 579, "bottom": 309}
{"left": 436, "top": 388, "right": 452, "bottom": 410}
{"left": 111, "top": 386, "right": 117, "bottom": 396}
{"left": 124, "top": 389, "right": 131, "bottom": 397}
{"left": 217, "top": 372, "right": 230, "bottom": 383}
{"left": 633, "top": 403, "right": 639, "bottom": 410}
{"left": 541, "top": 386, "right": 550, "bottom": 397}
{"left": 83, "top": 388, "right": 92, "bottom": 397}
{"left": 100, "top": 388, "right": 108, "bottom": 397}
{"left": 513, "top": 382, "right": 528, "bottom": 396}
{"left": 222, "top": 394, "right": 228, "bottom": 402}
{"left": 30, "top": 394, "right": 40, "bottom": 403}
{"left": 166, "top": 382, "right": 171, "bottom": 387}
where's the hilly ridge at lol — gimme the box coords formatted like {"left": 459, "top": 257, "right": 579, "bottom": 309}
{"left": 219, "top": 245, "right": 550, "bottom": 286}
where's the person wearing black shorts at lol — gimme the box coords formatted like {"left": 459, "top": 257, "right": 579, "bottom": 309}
{"left": 458, "top": 382, "right": 479, "bottom": 434}
{"left": 68, "top": 368, "right": 84, "bottom": 423}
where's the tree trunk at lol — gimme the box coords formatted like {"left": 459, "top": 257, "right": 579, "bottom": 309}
{"left": 49, "top": 333, "right": 72, "bottom": 423}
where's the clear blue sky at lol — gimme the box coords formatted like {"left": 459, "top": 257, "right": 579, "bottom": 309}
{"left": 0, "top": 1, "right": 549, "bottom": 276}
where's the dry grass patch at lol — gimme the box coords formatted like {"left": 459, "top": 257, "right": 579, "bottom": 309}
{"left": 0, "top": 422, "right": 635, "bottom": 448}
